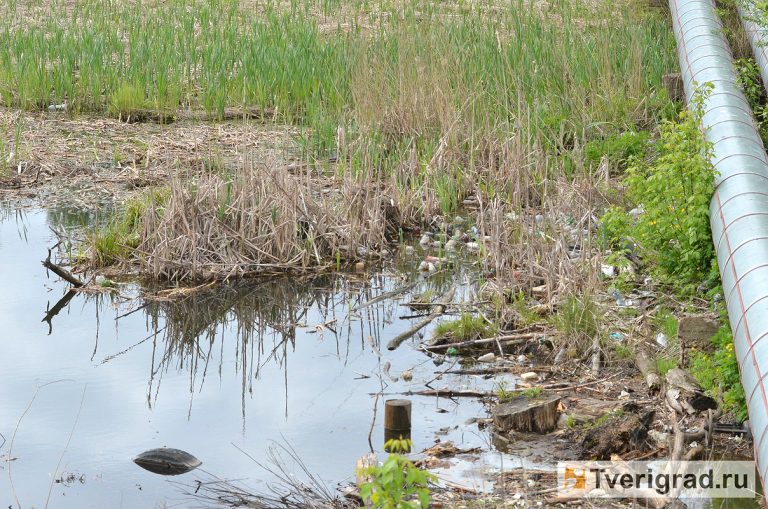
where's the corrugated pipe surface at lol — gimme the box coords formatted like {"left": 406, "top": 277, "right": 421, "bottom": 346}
{"left": 670, "top": 0, "right": 768, "bottom": 484}
{"left": 739, "top": 1, "right": 768, "bottom": 92}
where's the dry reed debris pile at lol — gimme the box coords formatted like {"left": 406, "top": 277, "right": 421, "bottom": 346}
{"left": 125, "top": 162, "right": 398, "bottom": 280}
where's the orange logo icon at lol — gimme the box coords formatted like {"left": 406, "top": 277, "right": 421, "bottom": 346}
{"left": 564, "top": 467, "right": 587, "bottom": 490}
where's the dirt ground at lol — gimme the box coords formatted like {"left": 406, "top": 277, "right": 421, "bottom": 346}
{"left": 0, "top": 107, "right": 300, "bottom": 209}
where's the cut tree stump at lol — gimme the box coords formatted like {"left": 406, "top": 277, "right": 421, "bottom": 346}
{"left": 663, "top": 73, "right": 685, "bottom": 103}
{"left": 384, "top": 399, "right": 412, "bottom": 431}
{"left": 493, "top": 395, "right": 561, "bottom": 433}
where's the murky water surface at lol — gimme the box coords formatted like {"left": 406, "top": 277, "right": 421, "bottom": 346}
{"left": 0, "top": 207, "right": 518, "bottom": 508}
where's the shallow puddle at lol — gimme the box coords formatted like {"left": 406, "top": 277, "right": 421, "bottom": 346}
{"left": 0, "top": 207, "right": 516, "bottom": 508}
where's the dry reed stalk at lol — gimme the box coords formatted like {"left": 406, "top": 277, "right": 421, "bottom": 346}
{"left": 132, "top": 160, "right": 398, "bottom": 280}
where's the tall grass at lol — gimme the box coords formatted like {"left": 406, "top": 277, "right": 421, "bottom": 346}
{"left": 0, "top": 0, "right": 675, "bottom": 138}
{"left": 42, "top": 0, "right": 678, "bottom": 282}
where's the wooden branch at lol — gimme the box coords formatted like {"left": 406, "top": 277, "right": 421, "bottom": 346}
{"left": 352, "top": 281, "right": 419, "bottom": 312}
{"left": 405, "top": 388, "right": 494, "bottom": 398}
{"left": 42, "top": 249, "right": 84, "bottom": 288}
{"left": 423, "top": 332, "right": 536, "bottom": 351}
{"left": 635, "top": 345, "right": 661, "bottom": 395}
{"left": 387, "top": 287, "right": 455, "bottom": 351}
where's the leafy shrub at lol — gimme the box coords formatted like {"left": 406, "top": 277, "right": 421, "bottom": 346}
{"left": 600, "top": 84, "right": 717, "bottom": 290}
{"left": 359, "top": 439, "right": 434, "bottom": 509}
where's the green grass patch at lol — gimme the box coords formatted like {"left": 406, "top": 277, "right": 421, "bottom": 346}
{"left": 89, "top": 188, "right": 169, "bottom": 266}
{"left": 551, "top": 294, "right": 600, "bottom": 341}
{"left": 434, "top": 313, "right": 497, "bottom": 343}
{"left": 690, "top": 321, "right": 747, "bottom": 421}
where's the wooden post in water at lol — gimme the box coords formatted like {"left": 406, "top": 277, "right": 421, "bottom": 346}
{"left": 384, "top": 399, "right": 412, "bottom": 451}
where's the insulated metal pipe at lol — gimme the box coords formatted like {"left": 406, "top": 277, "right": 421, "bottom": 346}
{"left": 670, "top": 0, "right": 768, "bottom": 485}
{"left": 739, "top": 1, "right": 768, "bottom": 92}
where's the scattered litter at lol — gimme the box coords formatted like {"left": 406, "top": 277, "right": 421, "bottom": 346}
{"left": 629, "top": 206, "right": 644, "bottom": 220}
{"left": 519, "top": 372, "right": 538, "bottom": 382}
{"left": 655, "top": 332, "right": 668, "bottom": 347}
{"left": 401, "top": 369, "right": 413, "bottom": 382}
{"left": 446, "top": 347, "right": 459, "bottom": 356}
{"left": 601, "top": 264, "right": 617, "bottom": 278}
{"left": 609, "top": 288, "right": 632, "bottom": 307}
{"left": 477, "top": 352, "right": 495, "bottom": 362}
{"left": 516, "top": 354, "right": 527, "bottom": 363}
{"left": 609, "top": 332, "right": 624, "bottom": 342}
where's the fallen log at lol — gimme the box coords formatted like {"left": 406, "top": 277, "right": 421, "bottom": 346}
{"left": 387, "top": 287, "right": 455, "bottom": 351}
{"left": 403, "top": 388, "right": 494, "bottom": 398}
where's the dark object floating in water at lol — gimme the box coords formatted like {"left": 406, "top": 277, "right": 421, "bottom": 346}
{"left": 133, "top": 448, "right": 202, "bottom": 475}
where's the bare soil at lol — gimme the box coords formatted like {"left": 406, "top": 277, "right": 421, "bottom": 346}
{"left": 0, "top": 107, "right": 299, "bottom": 209}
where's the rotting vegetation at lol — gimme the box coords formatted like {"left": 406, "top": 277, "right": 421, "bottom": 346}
{"left": 1, "top": 0, "right": 763, "bottom": 505}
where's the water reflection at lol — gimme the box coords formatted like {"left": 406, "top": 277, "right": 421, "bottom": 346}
{"left": 0, "top": 207, "right": 494, "bottom": 508}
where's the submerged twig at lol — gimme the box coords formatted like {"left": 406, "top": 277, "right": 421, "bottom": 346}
{"left": 352, "top": 280, "right": 418, "bottom": 312}
{"left": 387, "top": 286, "right": 455, "bottom": 351}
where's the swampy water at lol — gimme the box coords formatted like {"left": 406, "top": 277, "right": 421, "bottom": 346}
{"left": 0, "top": 207, "right": 521, "bottom": 508}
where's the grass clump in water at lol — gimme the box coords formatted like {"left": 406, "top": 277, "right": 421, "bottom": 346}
{"left": 433, "top": 313, "right": 497, "bottom": 343}
{"left": 90, "top": 188, "right": 169, "bottom": 267}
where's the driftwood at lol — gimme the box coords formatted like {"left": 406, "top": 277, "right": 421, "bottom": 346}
{"left": 493, "top": 395, "right": 561, "bottom": 433}
{"left": 665, "top": 368, "right": 717, "bottom": 415}
{"left": 634, "top": 345, "right": 661, "bottom": 395}
{"left": 387, "top": 287, "right": 455, "bottom": 351}
{"left": 404, "top": 388, "right": 494, "bottom": 398}
{"left": 590, "top": 336, "right": 602, "bottom": 375}
{"left": 423, "top": 332, "right": 536, "bottom": 351}
{"left": 352, "top": 281, "right": 419, "bottom": 313}
{"left": 42, "top": 248, "right": 84, "bottom": 287}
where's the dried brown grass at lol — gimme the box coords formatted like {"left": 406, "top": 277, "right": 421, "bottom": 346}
{"left": 129, "top": 160, "right": 402, "bottom": 280}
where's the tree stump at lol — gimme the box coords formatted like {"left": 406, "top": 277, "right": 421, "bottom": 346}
{"left": 662, "top": 73, "right": 685, "bottom": 103}
{"left": 493, "top": 395, "right": 561, "bottom": 433}
{"left": 384, "top": 399, "right": 412, "bottom": 450}
{"left": 384, "top": 399, "right": 411, "bottom": 430}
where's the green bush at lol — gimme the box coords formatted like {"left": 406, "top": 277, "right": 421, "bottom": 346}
{"left": 359, "top": 439, "right": 434, "bottom": 509}
{"left": 600, "top": 84, "right": 717, "bottom": 290}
